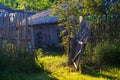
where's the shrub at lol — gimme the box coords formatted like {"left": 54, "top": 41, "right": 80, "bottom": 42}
{"left": 81, "top": 40, "right": 120, "bottom": 72}
{"left": 0, "top": 44, "right": 43, "bottom": 73}
{"left": 35, "top": 48, "right": 43, "bottom": 58}
{"left": 94, "top": 40, "right": 120, "bottom": 66}
{"left": 80, "top": 43, "right": 101, "bottom": 72}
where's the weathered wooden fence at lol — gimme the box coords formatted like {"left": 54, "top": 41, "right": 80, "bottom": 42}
{"left": 0, "top": 12, "right": 33, "bottom": 53}
{"left": 71, "top": 15, "right": 120, "bottom": 70}
{"left": 87, "top": 15, "right": 120, "bottom": 49}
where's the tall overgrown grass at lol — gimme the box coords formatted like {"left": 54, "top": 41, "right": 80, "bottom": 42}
{"left": 0, "top": 43, "right": 43, "bottom": 73}
{"left": 81, "top": 40, "right": 120, "bottom": 72}
{"left": 0, "top": 42, "right": 119, "bottom": 80}
{"left": 94, "top": 40, "right": 120, "bottom": 66}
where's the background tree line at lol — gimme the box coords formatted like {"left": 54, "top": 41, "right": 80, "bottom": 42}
{"left": 53, "top": 0, "right": 120, "bottom": 66}
{"left": 0, "top": 0, "right": 55, "bottom": 12}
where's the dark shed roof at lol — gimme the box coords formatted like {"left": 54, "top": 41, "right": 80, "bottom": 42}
{"left": 22, "top": 9, "right": 58, "bottom": 26}
{"left": 13, "top": 9, "right": 35, "bottom": 14}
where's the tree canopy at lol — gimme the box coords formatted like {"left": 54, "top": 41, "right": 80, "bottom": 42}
{"left": 52, "top": 0, "right": 120, "bottom": 65}
{"left": 0, "top": 0, "right": 55, "bottom": 12}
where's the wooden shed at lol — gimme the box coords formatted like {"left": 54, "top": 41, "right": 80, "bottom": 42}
{"left": 22, "top": 10, "right": 63, "bottom": 49}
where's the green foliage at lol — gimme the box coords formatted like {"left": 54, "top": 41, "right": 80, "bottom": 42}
{"left": 0, "top": 51, "right": 120, "bottom": 80}
{"left": 80, "top": 43, "right": 100, "bottom": 72}
{"left": 80, "top": 40, "right": 120, "bottom": 73}
{"left": 82, "top": 0, "right": 120, "bottom": 25}
{"left": 82, "top": 0, "right": 120, "bottom": 16}
{"left": 0, "top": 0, "right": 55, "bottom": 11}
{"left": 3, "top": 43, "right": 16, "bottom": 55}
{"left": 0, "top": 0, "right": 25, "bottom": 9}
{"left": 0, "top": 44, "right": 43, "bottom": 73}
{"left": 35, "top": 48, "right": 43, "bottom": 58}
{"left": 82, "top": 0, "right": 105, "bottom": 15}
{"left": 94, "top": 41, "right": 120, "bottom": 66}
{"left": 25, "top": 0, "right": 55, "bottom": 12}
{"left": 53, "top": 0, "right": 81, "bottom": 53}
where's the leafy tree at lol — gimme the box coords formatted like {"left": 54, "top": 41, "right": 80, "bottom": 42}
{"left": 53, "top": 0, "right": 82, "bottom": 65}
{"left": 24, "top": 0, "right": 54, "bottom": 11}
{"left": 53, "top": 0, "right": 120, "bottom": 65}
{"left": 0, "top": 0, "right": 55, "bottom": 11}
{"left": 81, "top": 0, "right": 120, "bottom": 69}
{"left": 82, "top": 0, "right": 120, "bottom": 38}
{"left": 82, "top": 0, "right": 120, "bottom": 18}
{"left": 0, "top": 0, "right": 25, "bottom": 10}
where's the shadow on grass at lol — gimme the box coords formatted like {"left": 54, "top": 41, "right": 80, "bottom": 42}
{"left": 82, "top": 70, "right": 116, "bottom": 79}
{"left": 37, "top": 70, "right": 58, "bottom": 80}
{"left": 0, "top": 69, "right": 58, "bottom": 80}
{"left": 43, "top": 50, "right": 64, "bottom": 56}
{"left": 82, "top": 66, "right": 119, "bottom": 80}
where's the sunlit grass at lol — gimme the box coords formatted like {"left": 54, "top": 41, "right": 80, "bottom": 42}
{"left": 1, "top": 51, "right": 120, "bottom": 80}
{"left": 38, "top": 52, "right": 120, "bottom": 80}
{"left": 100, "top": 66, "right": 120, "bottom": 80}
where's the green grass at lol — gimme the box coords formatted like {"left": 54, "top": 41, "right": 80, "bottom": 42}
{"left": 0, "top": 72, "right": 57, "bottom": 80}
{"left": 0, "top": 51, "right": 120, "bottom": 80}
{"left": 37, "top": 51, "right": 120, "bottom": 80}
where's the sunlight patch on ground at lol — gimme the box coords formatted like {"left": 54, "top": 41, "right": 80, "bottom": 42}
{"left": 38, "top": 54, "right": 110, "bottom": 80}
